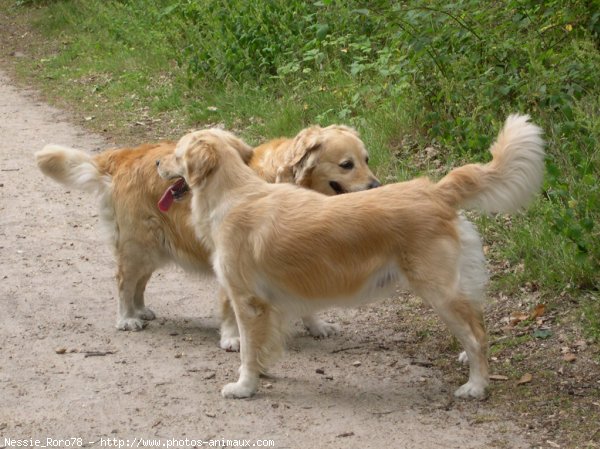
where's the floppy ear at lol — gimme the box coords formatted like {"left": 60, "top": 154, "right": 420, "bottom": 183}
{"left": 282, "top": 126, "right": 323, "bottom": 186}
{"left": 185, "top": 139, "right": 218, "bottom": 187}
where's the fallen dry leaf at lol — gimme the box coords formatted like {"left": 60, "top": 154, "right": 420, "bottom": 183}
{"left": 562, "top": 353, "right": 577, "bottom": 363}
{"left": 517, "top": 373, "right": 533, "bottom": 385}
{"left": 530, "top": 303, "right": 546, "bottom": 319}
{"left": 510, "top": 311, "right": 530, "bottom": 326}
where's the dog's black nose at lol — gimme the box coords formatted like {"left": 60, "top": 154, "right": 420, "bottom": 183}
{"left": 155, "top": 160, "right": 160, "bottom": 167}
{"left": 368, "top": 179, "right": 381, "bottom": 189}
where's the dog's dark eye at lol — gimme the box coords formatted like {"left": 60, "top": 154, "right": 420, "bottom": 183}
{"left": 339, "top": 160, "right": 354, "bottom": 170}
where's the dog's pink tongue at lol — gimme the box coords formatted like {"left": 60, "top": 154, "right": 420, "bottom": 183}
{"left": 158, "top": 186, "right": 175, "bottom": 212}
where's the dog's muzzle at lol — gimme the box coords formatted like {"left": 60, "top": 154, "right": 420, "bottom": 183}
{"left": 329, "top": 181, "right": 346, "bottom": 194}
{"left": 368, "top": 179, "right": 381, "bottom": 189}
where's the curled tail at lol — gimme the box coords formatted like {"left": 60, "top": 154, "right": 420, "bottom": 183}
{"left": 35, "top": 145, "right": 109, "bottom": 194}
{"left": 436, "top": 114, "right": 545, "bottom": 213}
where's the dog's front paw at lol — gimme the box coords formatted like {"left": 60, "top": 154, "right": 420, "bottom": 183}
{"left": 454, "top": 380, "right": 488, "bottom": 399}
{"left": 116, "top": 317, "right": 147, "bottom": 331}
{"left": 457, "top": 351, "right": 469, "bottom": 365}
{"left": 303, "top": 316, "right": 340, "bottom": 338}
{"left": 136, "top": 307, "right": 156, "bottom": 321}
{"left": 220, "top": 336, "right": 240, "bottom": 352}
{"left": 221, "top": 381, "right": 256, "bottom": 399}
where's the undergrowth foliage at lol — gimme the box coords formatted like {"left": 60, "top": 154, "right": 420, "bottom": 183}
{"left": 161, "top": 0, "right": 598, "bottom": 291}
{"left": 13, "top": 0, "right": 600, "bottom": 304}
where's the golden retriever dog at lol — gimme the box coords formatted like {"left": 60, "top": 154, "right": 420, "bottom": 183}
{"left": 251, "top": 125, "right": 380, "bottom": 194}
{"left": 156, "top": 115, "right": 545, "bottom": 399}
{"left": 35, "top": 125, "right": 379, "bottom": 350}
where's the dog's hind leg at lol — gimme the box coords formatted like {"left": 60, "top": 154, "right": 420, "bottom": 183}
{"left": 133, "top": 272, "right": 156, "bottom": 321}
{"left": 116, "top": 259, "right": 156, "bottom": 331}
{"left": 444, "top": 298, "right": 488, "bottom": 398}
{"left": 454, "top": 215, "right": 488, "bottom": 367}
{"left": 221, "top": 295, "right": 285, "bottom": 399}
{"left": 423, "top": 291, "right": 489, "bottom": 399}
{"left": 410, "top": 232, "right": 488, "bottom": 399}
{"left": 219, "top": 288, "right": 240, "bottom": 351}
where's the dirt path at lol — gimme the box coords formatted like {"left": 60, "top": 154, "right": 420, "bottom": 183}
{"left": 0, "top": 70, "right": 531, "bottom": 448}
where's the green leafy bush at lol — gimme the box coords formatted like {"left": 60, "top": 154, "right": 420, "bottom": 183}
{"left": 13, "top": 0, "right": 600, "bottom": 294}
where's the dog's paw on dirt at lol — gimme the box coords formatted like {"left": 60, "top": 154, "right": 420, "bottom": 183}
{"left": 454, "top": 380, "right": 488, "bottom": 399}
{"left": 303, "top": 316, "right": 340, "bottom": 338}
{"left": 116, "top": 317, "right": 148, "bottom": 331}
{"left": 220, "top": 336, "right": 241, "bottom": 352}
{"left": 221, "top": 381, "right": 256, "bottom": 399}
{"left": 135, "top": 307, "right": 156, "bottom": 321}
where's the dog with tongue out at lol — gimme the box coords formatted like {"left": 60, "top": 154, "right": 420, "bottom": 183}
{"left": 35, "top": 125, "right": 379, "bottom": 350}
{"left": 158, "top": 177, "right": 189, "bottom": 212}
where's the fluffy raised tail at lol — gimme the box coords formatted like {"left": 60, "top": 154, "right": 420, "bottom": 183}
{"left": 35, "top": 145, "right": 109, "bottom": 194}
{"left": 436, "top": 114, "right": 545, "bottom": 213}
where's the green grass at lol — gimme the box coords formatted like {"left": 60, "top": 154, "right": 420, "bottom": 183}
{"left": 490, "top": 334, "right": 533, "bottom": 356}
{"left": 5, "top": 0, "right": 600, "bottom": 312}
{"left": 583, "top": 293, "right": 600, "bottom": 343}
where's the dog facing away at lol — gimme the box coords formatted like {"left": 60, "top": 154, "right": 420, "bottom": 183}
{"left": 35, "top": 125, "right": 379, "bottom": 350}
{"left": 157, "top": 115, "right": 545, "bottom": 399}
